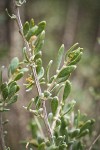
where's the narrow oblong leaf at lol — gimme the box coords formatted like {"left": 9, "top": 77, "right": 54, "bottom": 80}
{"left": 23, "top": 21, "right": 29, "bottom": 36}
{"left": 46, "top": 60, "right": 53, "bottom": 83}
{"left": 34, "top": 40, "right": 44, "bottom": 54}
{"left": 57, "top": 65, "right": 76, "bottom": 78}
{"left": 78, "top": 129, "right": 89, "bottom": 138}
{"left": 80, "top": 120, "right": 95, "bottom": 133}
{"left": 63, "top": 80, "right": 71, "bottom": 101}
{"left": 69, "top": 129, "right": 80, "bottom": 138}
{"left": 0, "top": 108, "right": 10, "bottom": 112}
{"left": 30, "top": 18, "right": 34, "bottom": 28}
{"left": 23, "top": 47, "right": 29, "bottom": 62}
{"left": 7, "top": 94, "right": 18, "bottom": 105}
{"left": 20, "top": 68, "right": 29, "bottom": 73}
{"left": 38, "top": 30, "right": 45, "bottom": 41}
{"left": 38, "top": 67, "right": 44, "bottom": 80}
{"left": 36, "top": 58, "right": 42, "bottom": 74}
{"left": 38, "top": 142, "right": 46, "bottom": 150}
{"left": 68, "top": 52, "right": 83, "bottom": 65}
{"left": 10, "top": 57, "right": 19, "bottom": 74}
{"left": 57, "top": 75, "right": 69, "bottom": 84}
{"left": 26, "top": 25, "right": 38, "bottom": 41}
{"left": 57, "top": 44, "right": 64, "bottom": 70}
{"left": 34, "top": 51, "right": 42, "bottom": 61}
{"left": 2, "top": 87, "right": 8, "bottom": 100}
{"left": 51, "top": 97, "right": 58, "bottom": 115}
{"left": 34, "top": 96, "right": 41, "bottom": 109}
{"left": 14, "top": 72, "right": 24, "bottom": 81}
{"left": 8, "top": 85, "right": 17, "bottom": 98}
{"left": 36, "top": 21, "right": 46, "bottom": 36}
{"left": 65, "top": 43, "right": 79, "bottom": 60}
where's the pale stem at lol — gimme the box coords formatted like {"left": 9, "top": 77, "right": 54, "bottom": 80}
{"left": 13, "top": 0, "right": 52, "bottom": 139}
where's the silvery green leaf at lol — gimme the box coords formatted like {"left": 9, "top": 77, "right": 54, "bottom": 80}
{"left": 23, "top": 21, "right": 29, "bottom": 36}
{"left": 63, "top": 80, "right": 71, "bottom": 101}
{"left": 51, "top": 97, "right": 58, "bottom": 115}
{"left": 57, "top": 65, "right": 76, "bottom": 78}
{"left": 14, "top": 72, "right": 24, "bottom": 81}
{"left": 65, "top": 43, "right": 79, "bottom": 61}
{"left": 46, "top": 60, "right": 53, "bottom": 83}
{"left": 57, "top": 44, "right": 64, "bottom": 70}
{"left": 10, "top": 57, "right": 19, "bottom": 74}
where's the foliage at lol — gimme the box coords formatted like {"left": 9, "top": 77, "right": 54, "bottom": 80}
{"left": 0, "top": 1, "right": 95, "bottom": 150}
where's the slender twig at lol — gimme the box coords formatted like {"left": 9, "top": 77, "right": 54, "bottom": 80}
{"left": 88, "top": 134, "right": 100, "bottom": 150}
{"left": 0, "top": 113, "right": 5, "bottom": 150}
{"left": 13, "top": 0, "right": 52, "bottom": 139}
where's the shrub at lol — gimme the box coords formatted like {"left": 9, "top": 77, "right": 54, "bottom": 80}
{"left": 0, "top": 0, "right": 95, "bottom": 150}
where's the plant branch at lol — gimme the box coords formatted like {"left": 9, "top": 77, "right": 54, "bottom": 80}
{"left": 88, "top": 134, "right": 100, "bottom": 150}
{"left": 0, "top": 113, "right": 5, "bottom": 150}
{"left": 13, "top": 0, "right": 52, "bottom": 140}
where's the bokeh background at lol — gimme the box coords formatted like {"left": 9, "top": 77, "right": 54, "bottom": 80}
{"left": 0, "top": 0, "right": 100, "bottom": 149}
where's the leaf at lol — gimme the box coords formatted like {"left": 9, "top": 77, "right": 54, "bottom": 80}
{"left": 77, "top": 129, "right": 89, "bottom": 138}
{"left": 8, "top": 85, "right": 18, "bottom": 98}
{"left": 46, "top": 60, "right": 53, "bottom": 82}
{"left": 48, "top": 113, "right": 53, "bottom": 123}
{"left": 38, "top": 67, "right": 44, "bottom": 80}
{"left": 23, "top": 47, "right": 29, "bottom": 62}
{"left": 26, "top": 25, "right": 38, "bottom": 41}
{"left": 10, "top": 57, "right": 19, "bottom": 74}
{"left": 38, "top": 142, "right": 46, "bottom": 150}
{"left": 34, "top": 51, "right": 42, "bottom": 61}
{"left": 51, "top": 97, "right": 58, "bottom": 115}
{"left": 20, "top": 68, "right": 29, "bottom": 72}
{"left": 62, "top": 100, "right": 76, "bottom": 116}
{"left": 14, "top": 72, "right": 24, "bottom": 81}
{"left": 57, "top": 75, "right": 69, "bottom": 84}
{"left": 57, "top": 65, "right": 76, "bottom": 78}
{"left": 0, "top": 108, "right": 10, "bottom": 112}
{"left": 80, "top": 120, "right": 95, "bottom": 133}
{"left": 63, "top": 80, "right": 71, "bottom": 101}
{"left": 59, "top": 144, "right": 67, "bottom": 149}
{"left": 8, "top": 81, "right": 17, "bottom": 87}
{"left": 26, "top": 83, "right": 33, "bottom": 92}
{"left": 36, "top": 58, "right": 42, "bottom": 74}
{"left": 30, "top": 18, "right": 34, "bottom": 28}
{"left": 68, "top": 52, "right": 83, "bottom": 65}
{"left": 37, "top": 30, "right": 45, "bottom": 41}
{"left": 2, "top": 86, "right": 8, "bottom": 100}
{"left": 34, "top": 96, "right": 41, "bottom": 109}
{"left": 23, "top": 21, "right": 30, "bottom": 36}
{"left": 27, "top": 99, "right": 34, "bottom": 110}
{"left": 34, "top": 40, "right": 44, "bottom": 54}
{"left": 34, "top": 31, "right": 45, "bottom": 55}
{"left": 57, "top": 44, "right": 64, "bottom": 70}
{"left": 8, "top": 85, "right": 17, "bottom": 98}
{"left": 7, "top": 94, "right": 18, "bottom": 105}
{"left": 65, "top": 43, "right": 79, "bottom": 60}
{"left": 1, "top": 82, "right": 7, "bottom": 91}
{"left": 56, "top": 118, "right": 61, "bottom": 127}
{"left": 69, "top": 129, "right": 80, "bottom": 138}
{"left": 36, "top": 21, "right": 46, "bottom": 36}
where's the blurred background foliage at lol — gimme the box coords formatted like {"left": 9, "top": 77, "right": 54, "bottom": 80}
{"left": 0, "top": 0, "right": 100, "bottom": 149}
